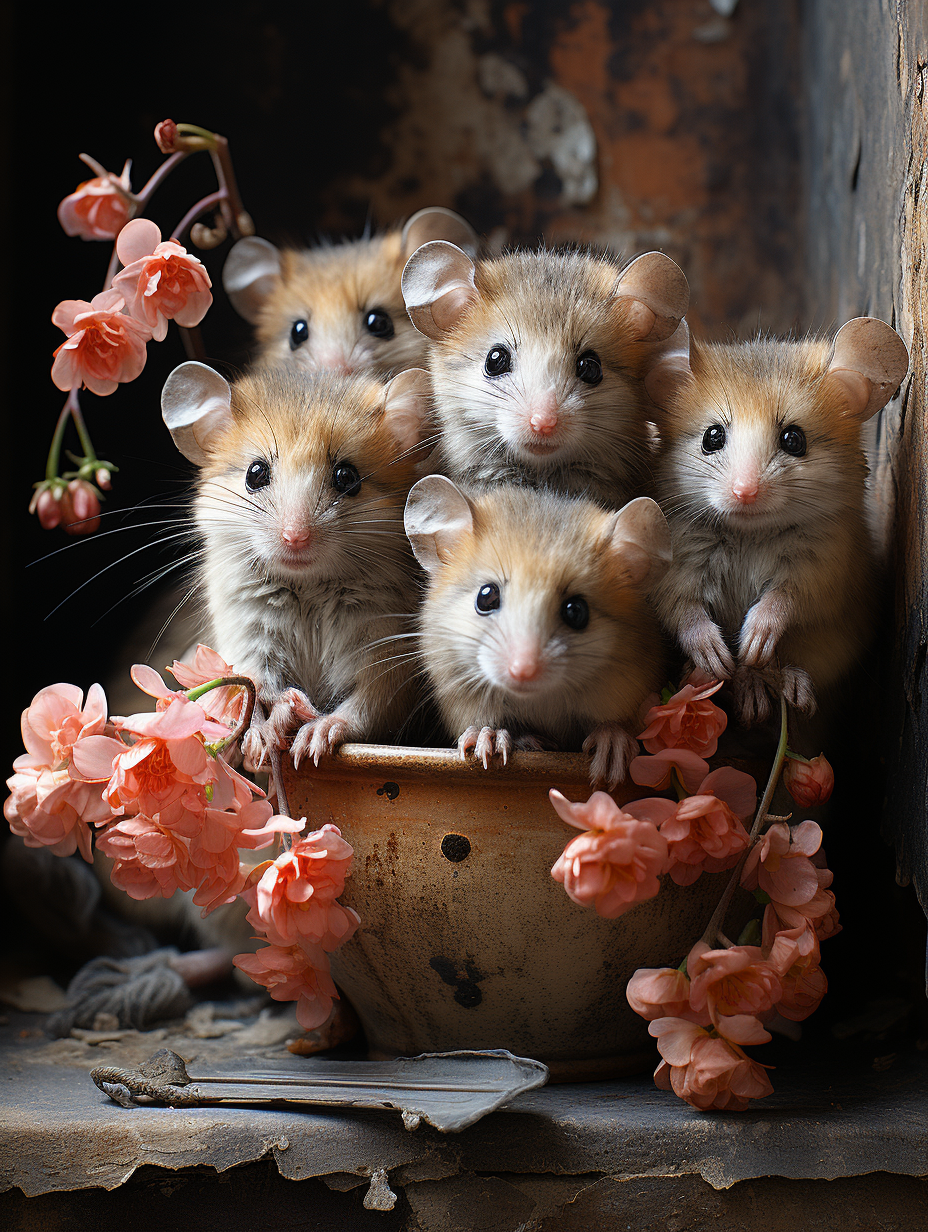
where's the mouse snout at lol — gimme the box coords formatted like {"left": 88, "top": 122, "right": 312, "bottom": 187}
{"left": 281, "top": 521, "right": 313, "bottom": 549}
{"left": 315, "top": 351, "right": 355, "bottom": 375}
{"left": 730, "top": 471, "right": 760, "bottom": 505}
{"left": 506, "top": 641, "right": 542, "bottom": 683}
{"left": 526, "top": 389, "right": 560, "bottom": 437}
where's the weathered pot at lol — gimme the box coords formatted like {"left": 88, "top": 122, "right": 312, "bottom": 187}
{"left": 283, "top": 745, "right": 744, "bottom": 1082}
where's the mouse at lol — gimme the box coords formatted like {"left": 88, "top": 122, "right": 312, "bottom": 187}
{"left": 222, "top": 207, "right": 478, "bottom": 378}
{"left": 400, "top": 242, "right": 689, "bottom": 506}
{"left": 403, "top": 475, "right": 673, "bottom": 788}
{"left": 644, "top": 316, "right": 909, "bottom": 724}
{"left": 161, "top": 360, "right": 433, "bottom": 766}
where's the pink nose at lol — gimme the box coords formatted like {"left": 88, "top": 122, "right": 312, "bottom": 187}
{"left": 282, "top": 525, "right": 312, "bottom": 548}
{"left": 731, "top": 478, "right": 759, "bottom": 504}
{"left": 529, "top": 410, "right": 558, "bottom": 436}
{"left": 508, "top": 654, "right": 540, "bottom": 682}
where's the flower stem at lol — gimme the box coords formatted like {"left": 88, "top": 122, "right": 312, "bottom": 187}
{"left": 45, "top": 392, "right": 78, "bottom": 483}
{"left": 701, "top": 693, "right": 788, "bottom": 946}
{"left": 185, "top": 675, "right": 257, "bottom": 746}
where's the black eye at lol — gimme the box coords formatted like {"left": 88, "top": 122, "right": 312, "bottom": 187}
{"left": 245, "top": 459, "right": 271, "bottom": 492}
{"left": 364, "top": 308, "right": 394, "bottom": 339}
{"left": 332, "top": 462, "right": 362, "bottom": 496}
{"left": 576, "top": 351, "right": 603, "bottom": 386}
{"left": 290, "top": 319, "right": 309, "bottom": 350}
{"left": 779, "top": 425, "right": 807, "bottom": 457}
{"left": 485, "top": 346, "right": 512, "bottom": 377}
{"left": 702, "top": 425, "right": 727, "bottom": 453}
{"left": 561, "top": 595, "right": 589, "bottom": 630}
{"left": 475, "top": 582, "right": 501, "bottom": 614}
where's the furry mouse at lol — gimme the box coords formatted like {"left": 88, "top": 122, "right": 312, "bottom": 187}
{"left": 401, "top": 242, "right": 689, "bottom": 506}
{"left": 645, "top": 317, "right": 909, "bottom": 723}
{"left": 404, "top": 476, "right": 672, "bottom": 788}
{"left": 161, "top": 360, "right": 433, "bottom": 764}
{"left": 222, "top": 207, "right": 478, "bottom": 378}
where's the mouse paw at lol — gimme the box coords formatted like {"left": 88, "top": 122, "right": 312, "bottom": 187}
{"left": 583, "top": 723, "right": 637, "bottom": 791}
{"left": 781, "top": 666, "right": 817, "bottom": 715}
{"left": 732, "top": 666, "right": 774, "bottom": 727}
{"left": 291, "top": 713, "right": 352, "bottom": 768}
{"left": 241, "top": 725, "right": 270, "bottom": 772}
{"left": 458, "top": 726, "right": 511, "bottom": 768}
{"left": 679, "top": 613, "right": 735, "bottom": 680}
{"left": 739, "top": 599, "right": 788, "bottom": 669}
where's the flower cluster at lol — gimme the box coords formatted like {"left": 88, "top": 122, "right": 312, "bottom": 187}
{"left": 550, "top": 676, "right": 838, "bottom": 1112}
{"left": 36, "top": 122, "right": 252, "bottom": 535}
{"left": 5, "top": 647, "right": 360, "bottom": 1028}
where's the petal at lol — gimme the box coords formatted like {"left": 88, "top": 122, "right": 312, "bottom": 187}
{"left": 116, "top": 217, "right": 161, "bottom": 265}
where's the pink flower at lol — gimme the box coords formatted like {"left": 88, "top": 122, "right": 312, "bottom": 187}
{"left": 166, "top": 645, "right": 248, "bottom": 731}
{"left": 628, "top": 748, "right": 711, "bottom": 794}
{"left": 70, "top": 697, "right": 221, "bottom": 817}
{"left": 112, "top": 219, "right": 212, "bottom": 342}
{"left": 741, "top": 820, "right": 825, "bottom": 908}
{"left": 627, "top": 966, "right": 706, "bottom": 1023}
{"left": 154, "top": 120, "right": 179, "bottom": 153}
{"left": 687, "top": 941, "right": 781, "bottom": 1044}
{"left": 638, "top": 678, "right": 727, "bottom": 758}
{"left": 4, "top": 764, "right": 110, "bottom": 862}
{"left": 764, "top": 921, "right": 827, "bottom": 1021}
{"left": 242, "top": 824, "right": 359, "bottom": 950}
{"left": 659, "top": 767, "right": 755, "bottom": 886}
{"left": 57, "top": 161, "right": 133, "bottom": 240}
{"left": 96, "top": 814, "right": 195, "bottom": 899}
{"left": 60, "top": 479, "right": 102, "bottom": 535}
{"left": 549, "top": 789, "right": 671, "bottom": 919}
{"left": 128, "top": 662, "right": 233, "bottom": 742}
{"left": 650, "top": 1018, "right": 774, "bottom": 1111}
{"left": 233, "top": 943, "right": 340, "bottom": 1030}
{"left": 29, "top": 486, "right": 65, "bottom": 530}
{"left": 19, "top": 682, "right": 107, "bottom": 769}
{"left": 51, "top": 290, "right": 152, "bottom": 396}
{"left": 783, "top": 754, "right": 834, "bottom": 808}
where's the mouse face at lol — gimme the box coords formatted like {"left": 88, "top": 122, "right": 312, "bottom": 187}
{"left": 654, "top": 337, "right": 883, "bottom": 532}
{"left": 404, "top": 478, "right": 672, "bottom": 734}
{"left": 223, "top": 209, "right": 478, "bottom": 380}
{"left": 402, "top": 245, "right": 689, "bottom": 497}
{"left": 162, "top": 363, "right": 431, "bottom": 587}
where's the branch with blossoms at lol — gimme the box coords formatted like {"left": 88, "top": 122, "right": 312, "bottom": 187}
{"left": 549, "top": 676, "right": 837, "bottom": 1112}
{"left": 34, "top": 121, "right": 254, "bottom": 536}
{"left": 4, "top": 644, "right": 360, "bottom": 1033}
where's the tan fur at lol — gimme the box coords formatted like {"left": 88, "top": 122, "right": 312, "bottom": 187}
{"left": 253, "top": 233, "right": 431, "bottom": 377}
{"left": 426, "top": 249, "right": 665, "bottom": 504}
{"left": 418, "top": 485, "right": 667, "bottom": 784}
{"left": 651, "top": 335, "right": 879, "bottom": 720}
{"left": 195, "top": 369, "right": 426, "bottom": 759}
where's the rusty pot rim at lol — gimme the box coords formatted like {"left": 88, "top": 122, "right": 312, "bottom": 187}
{"left": 284, "top": 741, "right": 598, "bottom": 788}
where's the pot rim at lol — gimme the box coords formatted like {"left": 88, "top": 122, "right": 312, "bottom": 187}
{"left": 284, "top": 741, "right": 597, "bottom": 787}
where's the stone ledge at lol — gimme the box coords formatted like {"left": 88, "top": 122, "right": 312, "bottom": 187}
{"left": 2, "top": 1012, "right": 926, "bottom": 1212}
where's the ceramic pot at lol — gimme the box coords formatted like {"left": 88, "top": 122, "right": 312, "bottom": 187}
{"left": 283, "top": 745, "right": 748, "bottom": 1082}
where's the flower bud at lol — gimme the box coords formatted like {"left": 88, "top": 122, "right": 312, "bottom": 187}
{"left": 30, "top": 486, "right": 63, "bottom": 529}
{"left": 154, "top": 119, "right": 178, "bottom": 153}
{"left": 783, "top": 754, "right": 834, "bottom": 808}
{"left": 61, "top": 479, "right": 102, "bottom": 536}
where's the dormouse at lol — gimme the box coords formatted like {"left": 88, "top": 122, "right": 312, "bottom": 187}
{"left": 401, "top": 242, "right": 689, "bottom": 506}
{"left": 162, "top": 361, "right": 433, "bottom": 765}
{"left": 404, "top": 476, "right": 672, "bottom": 788}
{"left": 222, "top": 207, "right": 478, "bottom": 378}
{"left": 646, "top": 317, "right": 909, "bottom": 723}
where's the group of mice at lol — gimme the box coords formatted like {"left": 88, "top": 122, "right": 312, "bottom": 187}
{"left": 160, "top": 207, "right": 910, "bottom": 789}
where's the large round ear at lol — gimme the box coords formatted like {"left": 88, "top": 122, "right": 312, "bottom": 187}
{"left": 402, "top": 241, "right": 479, "bottom": 340}
{"left": 614, "top": 252, "right": 690, "bottom": 344}
{"left": 822, "top": 317, "right": 909, "bottom": 421}
{"left": 382, "top": 368, "right": 433, "bottom": 454}
{"left": 222, "top": 236, "right": 283, "bottom": 323}
{"left": 643, "top": 319, "right": 695, "bottom": 411}
{"left": 162, "top": 362, "right": 234, "bottom": 466}
{"left": 402, "top": 207, "right": 479, "bottom": 260}
{"left": 404, "top": 475, "right": 476, "bottom": 573}
{"left": 604, "top": 497, "right": 673, "bottom": 589}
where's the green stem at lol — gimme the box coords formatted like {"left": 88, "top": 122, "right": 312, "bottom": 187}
{"left": 45, "top": 394, "right": 77, "bottom": 483}
{"left": 700, "top": 693, "right": 788, "bottom": 947}
{"left": 70, "top": 400, "right": 98, "bottom": 465}
{"left": 670, "top": 768, "right": 688, "bottom": 803}
{"left": 186, "top": 675, "right": 257, "bottom": 749}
